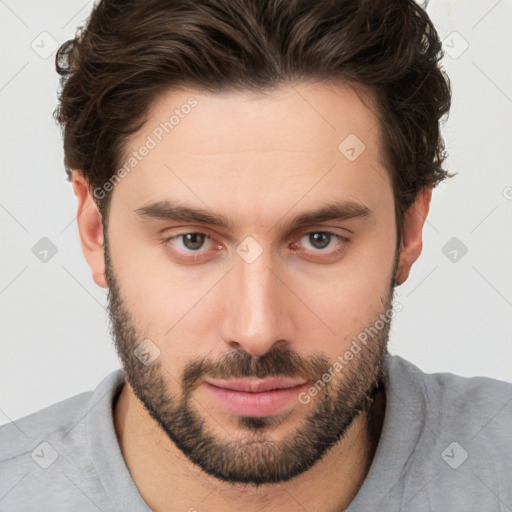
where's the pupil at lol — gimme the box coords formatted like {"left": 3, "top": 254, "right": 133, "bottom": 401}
{"left": 184, "top": 233, "right": 204, "bottom": 250}
{"left": 310, "top": 232, "right": 330, "bottom": 249}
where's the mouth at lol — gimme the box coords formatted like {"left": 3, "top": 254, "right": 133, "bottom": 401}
{"left": 201, "top": 377, "right": 310, "bottom": 417}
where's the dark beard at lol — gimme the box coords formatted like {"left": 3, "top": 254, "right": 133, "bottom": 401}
{"left": 104, "top": 231, "right": 394, "bottom": 485}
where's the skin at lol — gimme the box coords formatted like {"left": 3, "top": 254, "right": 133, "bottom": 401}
{"left": 72, "top": 81, "right": 431, "bottom": 511}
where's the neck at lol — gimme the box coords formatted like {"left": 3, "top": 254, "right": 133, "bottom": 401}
{"left": 114, "top": 381, "right": 385, "bottom": 512}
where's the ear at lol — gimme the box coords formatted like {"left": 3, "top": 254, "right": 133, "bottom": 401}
{"left": 71, "top": 171, "right": 107, "bottom": 288}
{"left": 395, "top": 187, "right": 432, "bottom": 286}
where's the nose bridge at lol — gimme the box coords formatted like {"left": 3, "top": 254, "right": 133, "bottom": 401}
{"left": 221, "top": 244, "right": 290, "bottom": 355}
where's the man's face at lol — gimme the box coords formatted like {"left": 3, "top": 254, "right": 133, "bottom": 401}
{"left": 104, "top": 82, "right": 398, "bottom": 484}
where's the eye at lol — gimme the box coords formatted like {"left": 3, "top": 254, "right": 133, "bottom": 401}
{"left": 291, "top": 230, "right": 350, "bottom": 259}
{"left": 301, "top": 232, "right": 338, "bottom": 250}
{"left": 171, "top": 232, "right": 211, "bottom": 252}
{"left": 162, "top": 232, "right": 220, "bottom": 262}
{"left": 161, "top": 229, "right": 350, "bottom": 264}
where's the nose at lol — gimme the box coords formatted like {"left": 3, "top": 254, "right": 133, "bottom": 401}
{"left": 220, "top": 247, "right": 295, "bottom": 356}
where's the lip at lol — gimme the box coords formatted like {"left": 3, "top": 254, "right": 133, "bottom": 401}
{"left": 202, "top": 378, "right": 309, "bottom": 417}
{"left": 205, "top": 377, "right": 307, "bottom": 393}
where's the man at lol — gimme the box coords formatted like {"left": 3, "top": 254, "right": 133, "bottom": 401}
{"left": 1, "top": 0, "right": 511, "bottom": 510}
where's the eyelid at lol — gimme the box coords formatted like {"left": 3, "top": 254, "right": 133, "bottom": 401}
{"left": 163, "top": 231, "right": 216, "bottom": 249}
{"left": 162, "top": 228, "right": 350, "bottom": 261}
{"left": 163, "top": 227, "right": 348, "bottom": 244}
{"left": 293, "top": 230, "right": 350, "bottom": 247}
{"left": 295, "top": 224, "right": 353, "bottom": 235}
{"left": 290, "top": 226, "right": 351, "bottom": 243}
{"left": 161, "top": 232, "right": 220, "bottom": 264}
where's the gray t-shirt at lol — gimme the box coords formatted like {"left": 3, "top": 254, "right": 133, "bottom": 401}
{"left": 1, "top": 354, "right": 511, "bottom": 511}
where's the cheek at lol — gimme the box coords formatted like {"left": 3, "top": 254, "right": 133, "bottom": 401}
{"left": 106, "top": 217, "right": 202, "bottom": 339}
{"left": 294, "top": 232, "right": 396, "bottom": 353}
{"left": 108, "top": 238, "right": 228, "bottom": 373}
{"left": 107, "top": 191, "right": 396, "bottom": 362}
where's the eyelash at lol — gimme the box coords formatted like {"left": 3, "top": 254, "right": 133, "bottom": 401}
{"left": 161, "top": 230, "right": 350, "bottom": 263}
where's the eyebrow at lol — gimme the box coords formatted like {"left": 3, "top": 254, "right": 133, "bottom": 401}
{"left": 135, "top": 199, "right": 372, "bottom": 232}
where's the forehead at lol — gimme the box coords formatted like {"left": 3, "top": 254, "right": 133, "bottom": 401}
{"left": 113, "top": 81, "right": 392, "bottom": 226}
{"left": 135, "top": 81, "right": 383, "bottom": 154}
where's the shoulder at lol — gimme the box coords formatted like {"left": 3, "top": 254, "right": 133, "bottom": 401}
{"left": 355, "top": 355, "right": 512, "bottom": 510}
{"left": 1, "top": 369, "right": 124, "bottom": 462}
{"left": 0, "top": 389, "right": 93, "bottom": 463}
{"left": 388, "top": 353, "right": 512, "bottom": 395}
{"left": 386, "top": 354, "right": 512, "bottom": 470}
{"left": 0, "top": 370, "right": 125, "bottom": 511}
{"left": 387, "top": 354, "right": 512, "bottom": 428}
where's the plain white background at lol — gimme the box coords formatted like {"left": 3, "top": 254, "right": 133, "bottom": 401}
{"left": 1, "top": 0, "right": 511, "bottom": 427}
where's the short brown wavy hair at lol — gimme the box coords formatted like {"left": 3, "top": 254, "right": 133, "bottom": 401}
{"left": 54, "top": 0, "right": 453, "bottom": 240}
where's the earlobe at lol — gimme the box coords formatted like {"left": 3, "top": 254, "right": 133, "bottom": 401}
{"left": 395, "top": 188, "right": 432, "bottom": 286}
{"left": 71, "top": 171, "right": 108, "bottom": 288}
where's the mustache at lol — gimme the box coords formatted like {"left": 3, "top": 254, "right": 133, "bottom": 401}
{"left": 181, "top": 346, "right": 332, "bottom": 395}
